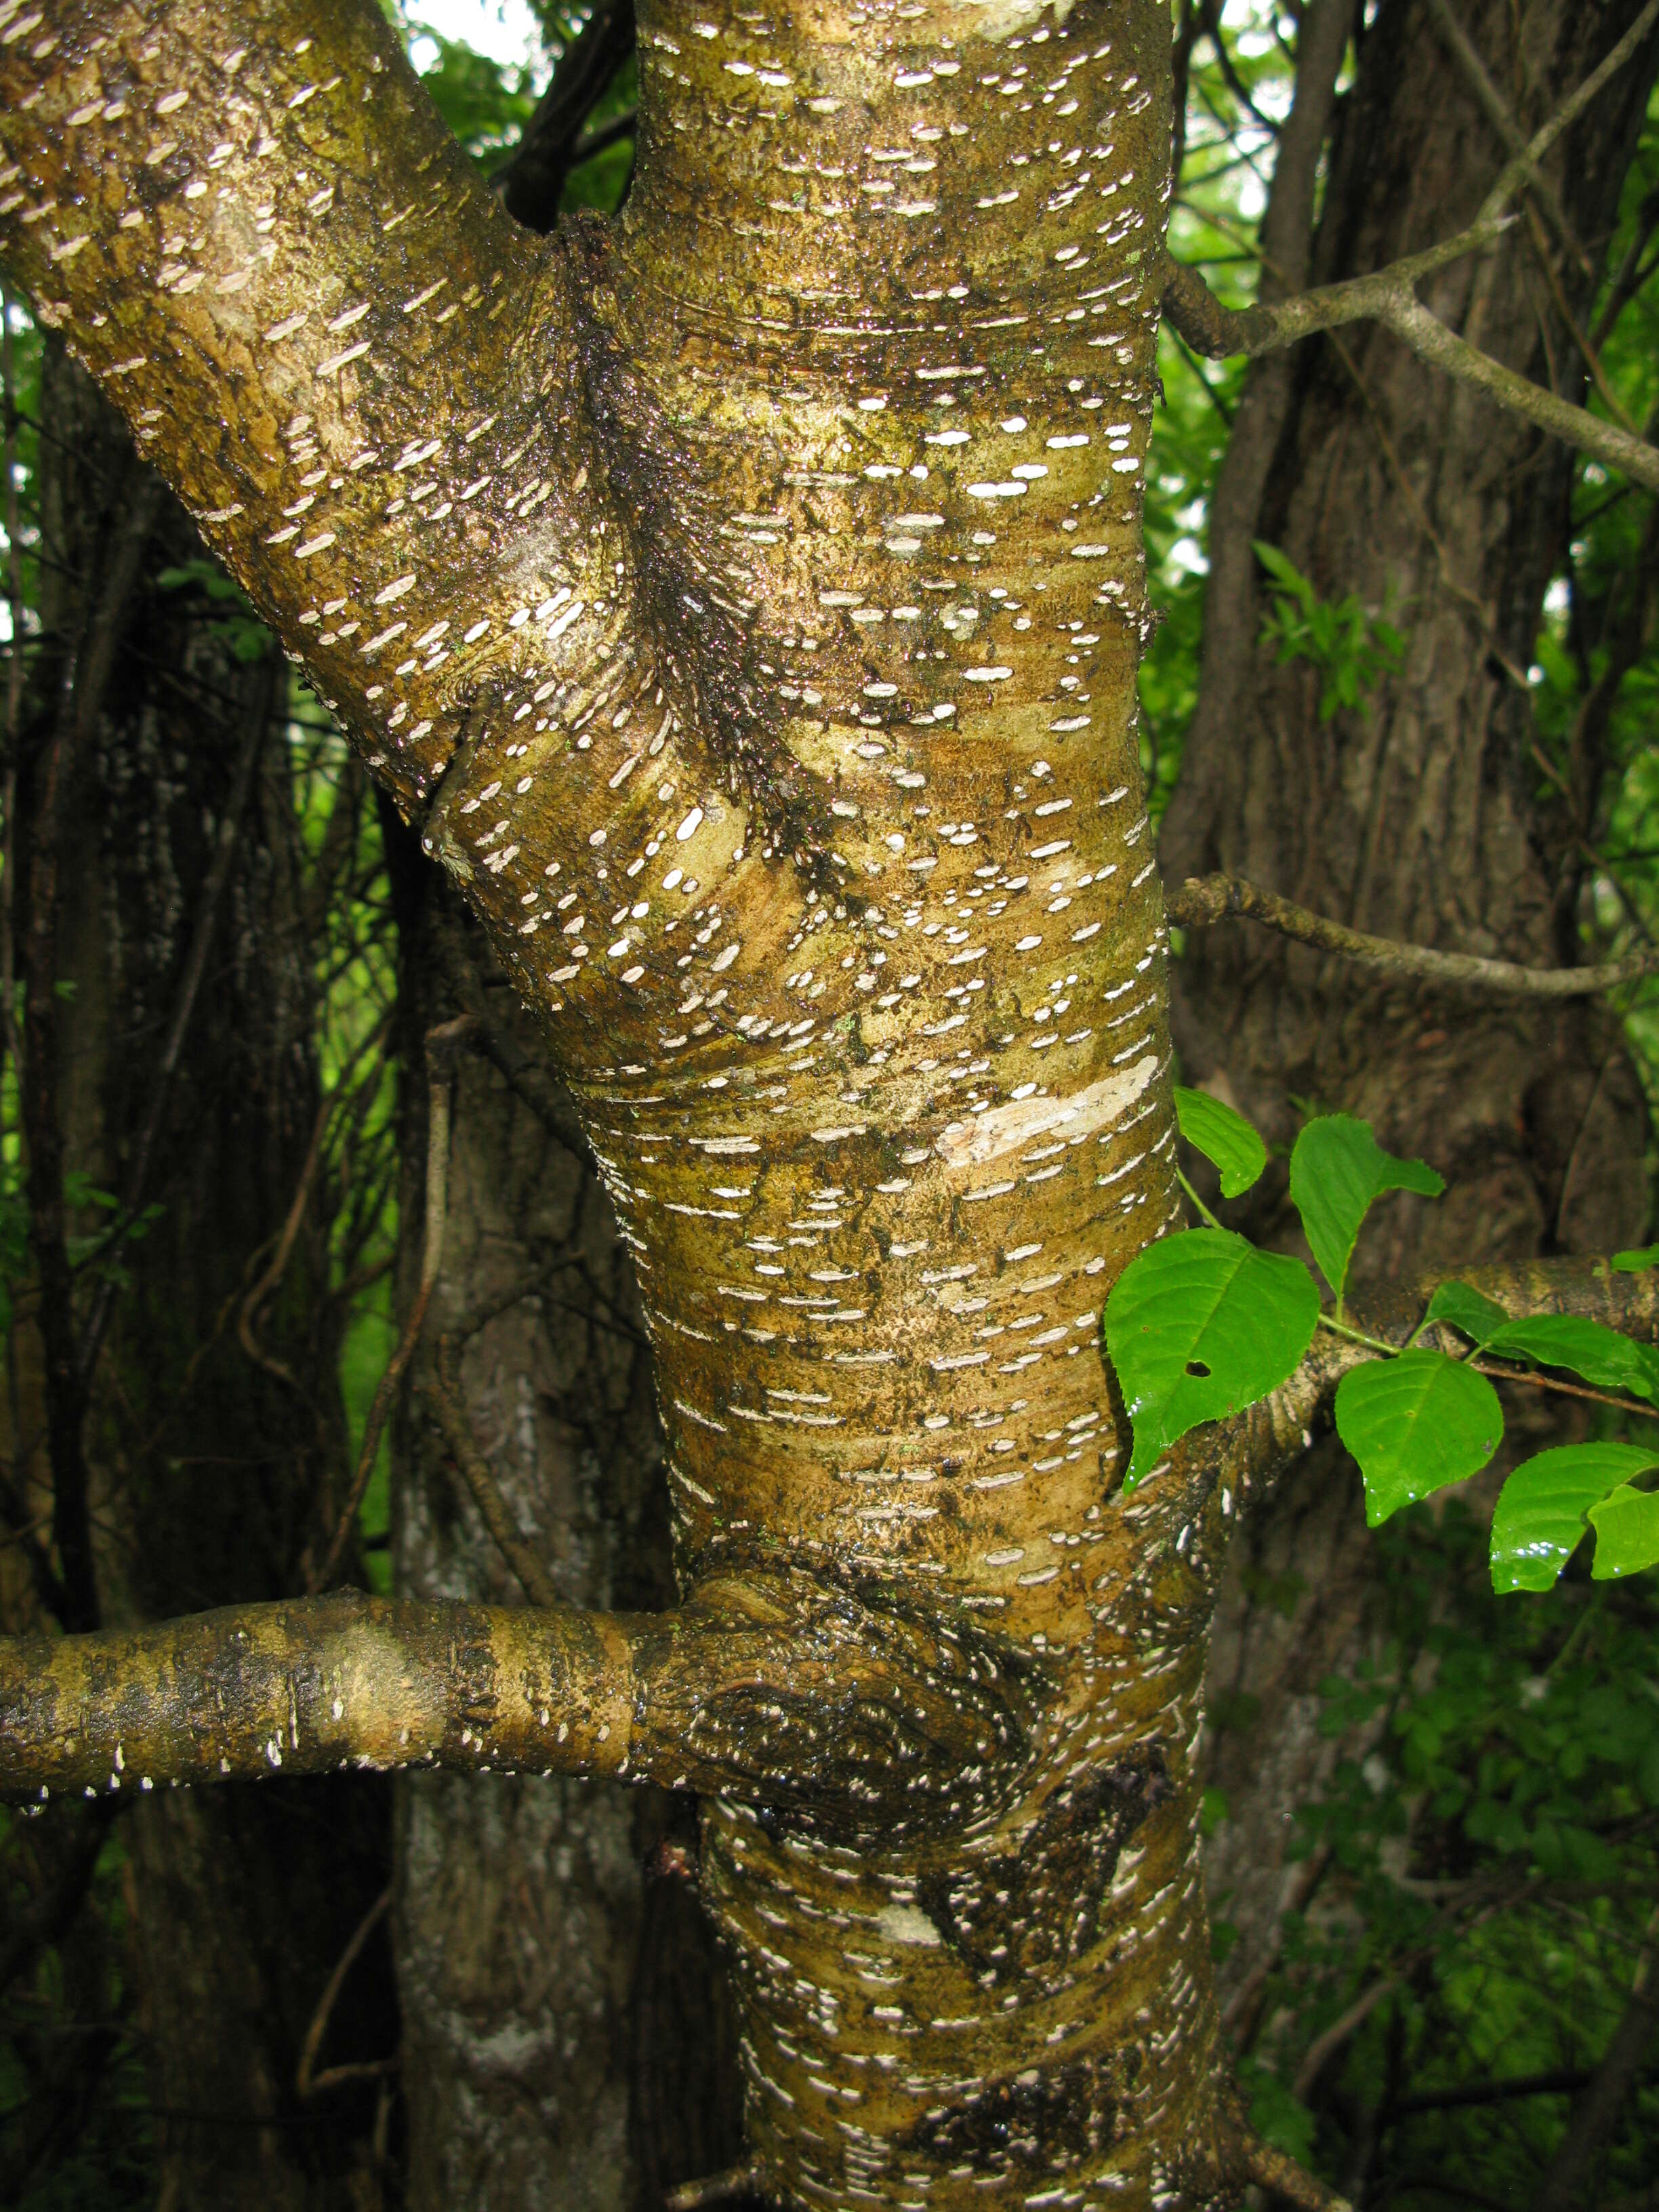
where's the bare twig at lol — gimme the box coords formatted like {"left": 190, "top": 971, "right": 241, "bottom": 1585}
{"left": 1471, "top": 1357, "right": 1659, "bottom": 1425}
{"left": 296, "top": 1883, "right": 395, "bottom": 2100}
{"left": 310, "top": 1016, "right": 472, "bottom": 1592}
{"left": 1241, "top": 2135, "right": 1353, "bottom": 2212}
{"left": 1161, "top": 0, "right": 1659, "bottom": 491}
{"left": 1168, "top": 872, "right": 1658, "bottom": 998}
{"left": 1420, "top": 0, "right": 1588, "bottom": 272}
{"left": 427, "top": 1334, "right": 560, "bottom": 1611}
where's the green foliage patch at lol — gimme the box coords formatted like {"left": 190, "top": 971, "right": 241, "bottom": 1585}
{"left": 1109, "top": 1096, "right": 1659, "bottom": 1589}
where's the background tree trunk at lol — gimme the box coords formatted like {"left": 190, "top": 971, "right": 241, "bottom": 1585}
{"left": 1, "top": 346, "right": 394, "bottom": 2209}
{"left": 1164, "top": 0, "right": 1659, "bottom": 2011}
{"left": 382, "top": 821, "right": 747, "bottom": 2211}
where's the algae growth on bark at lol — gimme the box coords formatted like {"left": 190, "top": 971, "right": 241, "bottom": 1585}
{"left": 0, "top": 0, "right": 1281, "bottom": 2200}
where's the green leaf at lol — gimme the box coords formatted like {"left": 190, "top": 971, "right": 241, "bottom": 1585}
{"left": 1490, "top": 1442, "right": 1659, "bottom": 1592}
{"left": 1589, "top": 1485, "right": 1659, "bottom": 1580}
{"left": 1482, "top": 1313, "right": 1659, "bottom": 1403}
{"left": 1422, "top": 1279, "right": 1510, "bottom": 1350}
{"left": 1334, "top": 1351, "right": 1502, "bottom": 1526}
{"left": 1105, "top": 1229, "right": 1321, "bottom": 1488}
{"left": 1289, "top": 1115, "right": 1445, "bottom": 1303}
{"left": 1613, "top": 1246, "right": 1659, "bottom": 1273}
{"left": 1174, "top": 1086, "right": 1267, "bottom": 1199}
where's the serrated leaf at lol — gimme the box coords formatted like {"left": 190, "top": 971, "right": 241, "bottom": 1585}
{"left": 1613, "top": 1246, "right": 1659, "bottom": 1273}
{"left": 1174, "top": 1086, "right": 1267, "bottom": 1200}
{"left": 1290, "top": 1115, "right": 1444, "bottom": 1304}
{"left": 1334, "top": 1351, "right": 1502, "bottom": 1526}
{"left": 1105, "top": 1229, "right": 1320, "bottom": 1488}
{"left": 1589, "top": 1485, "right": 1659, "bottom": 1580}
{"left": 1490, "top": 1443, "right": 1659, "bottom": 1592}
{"left": 1482, "top": 1313, "right": 1659, "bottom": 1404}
{"left": 1422, "top": 1279, "right": 1509, "bottom": 1350}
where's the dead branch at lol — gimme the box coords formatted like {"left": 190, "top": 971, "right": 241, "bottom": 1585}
{"left": 1160, "top": 0, "right": 1659, "bottom": 491}
{"left": 1168, "top": 872, "right": 1658, "bottom": 998}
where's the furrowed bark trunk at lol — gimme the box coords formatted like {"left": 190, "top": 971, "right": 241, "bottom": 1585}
{"left": 0, "top": 1, "right": 1479, "bottom": 2201}
{"left": 1163, "top": 0, "right": 1657, "bottom": 2011}
{"left": 5, "top": 342, "right": 392, "bottom": 2205}
{"left": 384, "top": 834, "right": 745, "bottom": 2210}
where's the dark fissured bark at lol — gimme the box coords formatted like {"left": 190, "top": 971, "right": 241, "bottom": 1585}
{"left": 3, "top": 345, "right": 392, "bottom": 2210}
{"left": 1164, "top": 0, "right": 1658, "bottom": 2003}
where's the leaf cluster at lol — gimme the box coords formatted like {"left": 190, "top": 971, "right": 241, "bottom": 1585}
{"left": 1105, "top": 1092, "right": 1659, "bottom": 1589}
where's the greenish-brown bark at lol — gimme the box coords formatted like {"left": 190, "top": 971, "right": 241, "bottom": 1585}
{"left": 0, "top": 3, "right": 1650, "bottom": 2206}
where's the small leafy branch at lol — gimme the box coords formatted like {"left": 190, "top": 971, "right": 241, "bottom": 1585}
{"left": 1105, "top": 1092, "right": 1659, "bottom": 1589}
{"left": 1254, "top": 540, "right": 1406, "bottom": 722}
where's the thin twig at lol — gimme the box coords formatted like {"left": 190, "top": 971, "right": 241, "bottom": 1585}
{"left": 295, "top": 1883, "right": 394, "bottom": 2100}
{"left": 427, "top": 1334, "right": 560, "bottom": 1611}
{"left": 1420, "top": 0, "right": 1588, "bottom": 272}
{"left": 1168, "top": 872, "right": 1658, "bottom": 998}
{"left": 1241, "top": 2135, "right": 1353, "bottom": 2211}
{"left": 310, "top": 1017, "right": 472, "bottom": 1593}
{"left": 664, "top": 2165, "right": 767, "bottom": 2211}
{"left": 1470, "top": 1357, "right": 1659, "bottom": 1425}
{"left": 1161, "top": 0, "right": 1659, "bottom": 489}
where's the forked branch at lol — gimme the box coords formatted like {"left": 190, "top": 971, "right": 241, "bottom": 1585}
{"left": 1161, "top": 0, "right": 1659, "bottom": 491}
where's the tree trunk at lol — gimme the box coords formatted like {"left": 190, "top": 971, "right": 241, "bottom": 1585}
{"left": 3, "top": 342, "right": 393, "bottom": 2209}
{"left": 1163, "top": 0, "right": 1658, "bottom": 2007}
{"left": 383, "top": 825, "right": 747, "bottom": 2209}
{"left": 1, "top": 5, "right": 1654, "bottom": 2205}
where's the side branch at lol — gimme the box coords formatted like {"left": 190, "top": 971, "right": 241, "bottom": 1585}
{"left": 0, "top": 1578, "right": 1036, "bottom": 1833}
{"left": 1217, "top": 1261, "right": 1659, "bottom": 1503}
{"left": 1159, "top": 0, "right": 1659, "bottom": 493}
{"left": 1169, "top": 874, "right": 1657, "bottom": 1000}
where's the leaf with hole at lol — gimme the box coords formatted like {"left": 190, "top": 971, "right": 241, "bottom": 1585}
{"left": 1174, "top": 1086, "right": 1267, "bottom": 1200}
{"left": 1335, "top": 1350, "right": 1502, "bottom": 1527}
{"left": 1482, "top": 1313, "right": 1659, "bottom": 1404}
{"left": 1289, "top": 1115, "right": 1443, "bottom": 1304}
{"left": 1105, "top": 1229, "right": 1320, "bottom": 1488}
{"left": 1589, "top": 1485, "right": 1659, "bottom": 1580}
{"left": 1422, "top": 1279, "right": 1509, "bottom": 1351}
{"left": 1490, "top": 1442, "right": 1659, "bottom": 1592}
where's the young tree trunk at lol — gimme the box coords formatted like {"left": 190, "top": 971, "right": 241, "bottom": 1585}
{"left": 1, "top": 5, "right": 1653, "bottom": 2205}
{"left": 383, "top": 830, "right": 745, "bottom": 2209}
{"left": 3, "top": 342, "right": 392, "bottom": 2208}
{"left": 1163, "top": 0, "right": 1658, "bottom": 2001}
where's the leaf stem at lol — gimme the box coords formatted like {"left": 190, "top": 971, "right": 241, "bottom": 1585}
{"left": 1176, "top": 1165, "right": 1225, "bottom": 1231}
{"left": 1317, "top": 1311, "right": 1398, "bottom": 1357}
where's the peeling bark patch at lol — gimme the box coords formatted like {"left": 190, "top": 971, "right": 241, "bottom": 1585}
{"left": 935, "top": 1054, "right": 1159, "bottom": 1168}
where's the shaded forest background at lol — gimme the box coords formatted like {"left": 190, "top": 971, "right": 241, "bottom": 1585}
{"left": 1, "top": 3, "right": 1657, "bottom": 2209}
